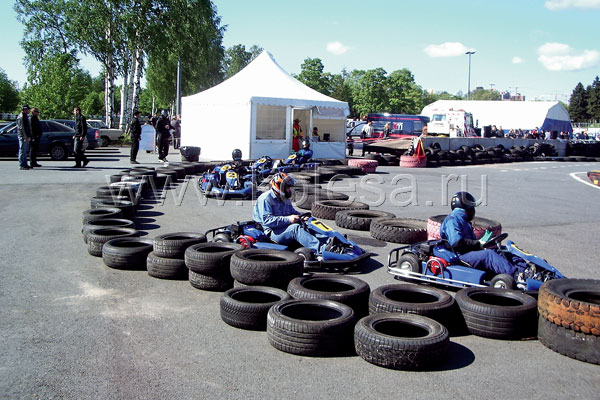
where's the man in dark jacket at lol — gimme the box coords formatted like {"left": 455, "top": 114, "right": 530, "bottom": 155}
{"left": 16, "top": 104, "right": 32, "bottom": 170}
{"left": 130, "top": 110, "right": 142, "bottom": 164}
{"left": 29, "top": 108, "right": 42, "bottom": 168}
{"left": 156, "top": 110, "right": 171, "bottom": 162}
{"left": 73, "top": 106, "right": 89, "bottom": 168}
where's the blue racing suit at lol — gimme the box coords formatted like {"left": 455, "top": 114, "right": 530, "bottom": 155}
{"left": 253, "top": 190, "right": 323, "bottom": 253}
{"left": 440, "top": 208, "right": 516, "bottom": 276}
{"left": 295, "top": 149, "right": 313, "bottom": 164}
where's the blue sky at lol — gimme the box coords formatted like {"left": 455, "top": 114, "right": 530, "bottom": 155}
{"left": 2, "top": 0, "right": 599, "bottom": 102}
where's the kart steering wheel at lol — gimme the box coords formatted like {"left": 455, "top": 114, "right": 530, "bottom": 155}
{"left": 482, "top": 232, "right": 508, "bottom": 249}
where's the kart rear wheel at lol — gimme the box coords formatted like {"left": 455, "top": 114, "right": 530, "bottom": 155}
{"left": 213, "top": 232, "right": 232, "bottom": 243}
{"left": 490, "top": 274, "right": 516, "bottom": 289}
{"left": 293, "top": 247, "right": 315, "bottom": 262}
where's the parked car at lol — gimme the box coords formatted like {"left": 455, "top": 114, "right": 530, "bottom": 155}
{"left": 87, "top": 119, "right": 123, "bottom": 147}
{"left": 0, "top": 120, "right": 78, "bottom": 161}
{"left": 52, "top": 119, "right": 100, "bottom": 150}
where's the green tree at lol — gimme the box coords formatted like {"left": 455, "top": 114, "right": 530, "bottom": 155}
{"left": 223, "top": 44, "right": 262, "bottom": 79}
{"left": 386, "top": 69, "right": 424, "bottom": 114}
{"left": 296, "top": 58, "right": 331, "bottom": 95}
{"left": 20, "top": 53, "right": 93, "bottom": 118}
{"left": 146, "top": 0, "right": 225, "bottom": 106}
{"left": 0, "top": 68, "right": 20, "bottom": 113}
{"left": 569, "top": 82, "right": 589, "bottom": 122}
{"left": 347, "top": 68, "right": 389, "bottom": 117}
{"left": 587, "top": 76, "right": 600, "bottom": 122}
{"left": 470, "top": 88, "right": 501, "bottom": 101}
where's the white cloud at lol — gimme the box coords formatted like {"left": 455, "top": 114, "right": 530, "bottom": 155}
{"left": 537, "top": 42, "right": 600, "bottom": 71}
{"left": 545, "top": 0, "right": 600, "bottom": 10}
{"left": 512, "top": 56, "right": 524, "bottom": 64}
{"left": 424, "top": 42, "right": 475, "bottom": 58}
{"left": 326, "top": 41, "right": 349, "bottom": 55}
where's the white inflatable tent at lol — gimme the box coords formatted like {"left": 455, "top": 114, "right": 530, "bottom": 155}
{"left": 421, "top": 100, "right": 572, "bottom": 133}
{"left": 181, "top": 51, "right": 349, "bottom": 160}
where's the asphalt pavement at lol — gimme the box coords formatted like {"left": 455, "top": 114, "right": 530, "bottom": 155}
{"left": 1, "top": 147, "right": 599, "bottom": 399}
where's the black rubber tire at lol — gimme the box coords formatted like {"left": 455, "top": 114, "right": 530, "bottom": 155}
{"left": 266, "top": 299, "right": 356, "bottom": 356}
{"left": 368, "top": 283, "right": 456, "bottom": 329}
{"left": 287, "top": 276, "right": 371, "bottom": 317}
{"left": 146, "top": 251, "right": 188, "bottom": 279}
{"left": 311, "top": 200, "right": 369, "bottom": 220}
{"left": 184, "top": 242, "right": 244, "bottom": 275}
{"left": 91, "top": 199, "right": 136, "bottom": 220}
{"left": 91, "top": 195, "right": 134, "bottom": 208}
{"left": 82, "top": 218, "right": 135, "bottom": 244}
{"left": 370, "top": 218, "right": 427, "bottom": 244}
{"left": 230, "top": 249, "right": 304, "bottom": 289}
{"left": 82, "top": 207, "right": 123, "bottom": 224}
{"left": 538, "top": 278, "right": 600, "bottom": 336}
{"left": 335, "top": 210, "right": 395, "bottom": 231}
{"left": 188, "top": 270, "right": 233, "bottom": 291}
{"left": 153, "top": 232, "right": 207, "bottom": 258}
{"left": 455, "top": 287, "right": 538, "bottom": 339}
{"left": 293, "top": 189, "right": 350, "bottom": 210}
{"left": 220, "top": 286, "right": 291, "bottom": 330}
{"left": 354, "top": 313, "right": 449, "bottom": 370}
{"left": 86, "top": 227, "right": 139, "bottom": 257}
{"left": 490, "top": 274, "right": 516, "bottom": 289}
{"left": 537, "top": 316, "right": 600, "bottom": 365}
{"left": 101, "top": 237, "right": 153, "bottom": 270}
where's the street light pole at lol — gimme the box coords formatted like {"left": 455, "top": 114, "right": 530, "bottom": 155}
{"left": 466, "top": 51, "right": 475, "bottom": 100}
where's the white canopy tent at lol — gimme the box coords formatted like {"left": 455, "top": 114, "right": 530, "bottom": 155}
{"left": 421, "top": 100, "right": 572, "bottom": 133}
{"left": 181, "top": 51, "right": 350, "bottom": 160}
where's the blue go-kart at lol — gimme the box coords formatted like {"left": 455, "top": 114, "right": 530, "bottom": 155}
{"left": 199, "top": 163, "right": 257, "bottom": 199}
{"left": 250, "top": 156, "right": 276, "bottom": 179}
{"left": 275, "top": 151, "right": 320, "bottom": 174}
{"left": 387, "top": 233, "right": 565, "bottom": 291}
{"left": 205, "top": 214, "right": 370, "bottom": 271}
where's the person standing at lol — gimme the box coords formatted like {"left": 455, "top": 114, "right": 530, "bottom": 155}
{"left": 383, "top": 122, "right": 392, "bottom": 138}
{"left": 130, "top": 110, "right": 142, "bottom": 164}
{"left": 361, "top": 120, "right": 374, "bottom": 139}
{"left": 172, "top": 114, "right": 181, "bottom": 149}
{"left": 292, "top": 118, "right": 303, "bottom": 152}
{"left": 73, "top": 107, "right": 89, "bottom": 168}
{"left": 156, "top": 110, "right": 171, "bottom": 162}
{"left": 16, "top": 104, "right": 32, "bottom": 170}
{"left": 29, "top": 108, "right": 42, "bottom": 168}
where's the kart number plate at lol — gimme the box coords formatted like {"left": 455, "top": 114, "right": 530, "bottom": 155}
{"left": 221, "top": 165, "right": 232, "bottom": 171}
{"left": 311, "top": 219, "right": 332, "bottom": 231}
{"left": 226, "top": 171, "right": 238, "bottom": 179}
{"left": 257, "top": 158, "right": 266, "bottom": 163}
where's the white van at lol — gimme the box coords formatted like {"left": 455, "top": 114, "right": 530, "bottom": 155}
{"left": 426, "top": 109, "right": 477, "bottom": 137}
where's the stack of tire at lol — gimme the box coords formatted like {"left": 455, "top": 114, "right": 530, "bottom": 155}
{"left": 537, "top": 279, "right": 599, "bottom": 365}
{"left": 427, "top": 215, "right": 502, "bottom": 241}
{"left": 356, "top": 283, "right": 454, "bottom": 370}
{"left": 147, "top": 232, "right": 207, "bottom": 279}
{"left": 348, "top": 158, "right": 378, "bottom": 174}
{"left": 185, "top": 242, "right": 244, "bottom": 291}
{"left": 311, "top": 200, "right": 369, "bottom": 220}
{"left": 82, "top": 207, "right": 139, "bottom": 258}
{"left": 335, "top": 210, "right": 395, "bottom": 231}
{"left": 229, "top": 249, "right": 304, "bottom": 290}
{"left": 292, "top": 186, "right": 350, "bottom": 211}
{"left": 370, "top": 218, "right": 428, "bottom": 244}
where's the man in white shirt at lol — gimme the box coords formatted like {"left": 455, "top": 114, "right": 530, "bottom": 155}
{"left": 361, "top": 121, "right": 374, "bottom": 139}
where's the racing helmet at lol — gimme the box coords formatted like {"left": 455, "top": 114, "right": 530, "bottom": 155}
{"left": 232, "top": 149, "right": 242, "bottom": 161}
{"left": 301, "top": 139, "right": 310, "bottom": 150}
{"left": 450, "top": 192, "right": 477, "bottom": 221}
{"left": 270, "top": 172, "right": 295, "bottom": 199}
{"left": 161, "top": 109, "right": 168, "bottom": 117}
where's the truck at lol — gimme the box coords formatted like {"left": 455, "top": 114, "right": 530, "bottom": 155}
{"left": 87, "top": 119, "right": 124, "bottom": 147}
{"left": 424, "top": 108, "right": 477, "bottom": 137}
{"left": 367, "top": 113, "right": 430, "bottom": 138}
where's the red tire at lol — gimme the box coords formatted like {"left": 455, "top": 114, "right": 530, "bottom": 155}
{"left": 400, "top": 155, "right": 427, "bottom": 168}
{"left": 348, "top": 159, "right": 378, "bottom": 174}
{"left": 427, "top": 215, "right": 502, "bottom": 240}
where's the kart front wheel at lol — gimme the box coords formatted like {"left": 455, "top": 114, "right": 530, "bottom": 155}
{"left": 398, "top": 253, "right": 420, "bottom": 273}
{"left": 294, "top": 247, "right": 315, "bottom": 262}
{"left": 214, "top": 232, "right": 232, "bottom": 242}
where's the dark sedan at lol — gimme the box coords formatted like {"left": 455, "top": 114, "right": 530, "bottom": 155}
{"left": 0, "top": 120, "right": 78, "bottom": 161}
{"left": 52, "top": 119, "right": 100, "bottom": 150}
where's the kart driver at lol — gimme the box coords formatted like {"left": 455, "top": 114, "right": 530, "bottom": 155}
{"left": 218, "top": 149, "right": 249, "bottom": 187}
{"left": 253, "top": 172, "right": 331, "bottom": 255}
{"left": 440, "top": 192, "right": 518, "bottom": 279}
{"left": 293, "top": 139, "right": 313, "bottom": 164}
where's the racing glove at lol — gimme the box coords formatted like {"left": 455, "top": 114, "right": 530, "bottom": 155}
{"left": 478, "top": 230, "right": 493, "bottom": 245}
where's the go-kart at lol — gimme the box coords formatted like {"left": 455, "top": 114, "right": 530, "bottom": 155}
{"left": 275, "top": 151, "right": 320, "bottom": 173}
{"left": 387, "top": 233, "right": 565, "bottom": 291}
{"left": 199, "top": 163, "right": 256, "bottom": 199}
{"left": 250, "top": 156, "right": 275, "bottom": 179}
{"left": 205, "top": 214, "right": 370, "bottom": 271}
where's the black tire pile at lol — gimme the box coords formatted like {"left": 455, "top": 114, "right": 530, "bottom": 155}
{"left": 424, "top": 142, "right": 560, "bottom": 167}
